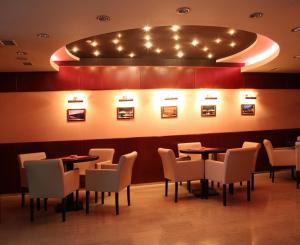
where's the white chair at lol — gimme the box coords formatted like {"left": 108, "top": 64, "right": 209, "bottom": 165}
{"left": 297, "top": 136, "right": 300, "bottom": 142}
{"left": 263, "top": 139, "right": 295, "bottom": 183}
{"left": 18, "top": 152, "right": 46, "bottom": 207}
{"left": 205, "top": 147, "right": 257, "bottom": 206}
{"left": 217, "top": 142, "right": 261, "bottom": 190}
{"left": 85, "top": 151, "right": 137, "bottom": 215}
{"left": 24, "top": 159, "right": 80, "bottom": 222}
{"left": 158, "top": 148, "right": 204, "bottom": 202}
{"left": 295, "top": 142, "right": 300, "bottom": 189}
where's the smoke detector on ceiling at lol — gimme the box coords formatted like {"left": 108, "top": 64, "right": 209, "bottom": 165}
{"left": 176, "top": 7, "right": 191, "bottom": 15}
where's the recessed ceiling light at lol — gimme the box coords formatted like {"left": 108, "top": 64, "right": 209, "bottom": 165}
{"left": 145, "top": 41, "right": 153, "bottom": 49}
{"left": 173, "top": 34, "right": 180, "bottom": 40}
{"left": 177, "top": 51, "right": 184, "bottom": 58}
{"left": 143, "top": 25, "right": 151, "bottom": 32}
{"left": 191, "top": 39, "right": 199, "bottom": 46}
{"left": 174, "top": 44, "right": 180, "bottom": 50}
{"left": 230, "top": 42, "right": 236, "bottom": 47}
{"left": 202, "top": 47, "right": 209, "bottom": 52}
{"left": 249, "top": 12, "right": 263, "bottom": 18}
{"left": 144, "top": 34, "right": 151, "bottom": 41}
{"left": 91, "top": 41, "right": 98, "bottom": 47}
{"left": 293, "top": 55, "right": 300, "bottom": 58}
{"left": 215, "top": 38, "right": 222, "bottom": 44}
{"left": 176, "top": 7, "right": 191, "bottom": 15}
{"left": 117, "top": 46, "right": 123, "bottom": 52}
{"left": 94, "top": 50, "right": 100, "bottom": 56}
{"left": 16, "top": 51, "right": 27, "bottom": 56}
{"left": 208, "top": 53, "right": 213, "bottom": 59}
{"left": 72, "top": 47, "right": 78, "bottom": 52}
{"left": 171, "top": 25, "right": 180, "bottom": 32}
{"left": 228, "top": 29, "right": 236, "bottom": 35}
{"left": 112, "top": 39, "right": 119, "bottom": 44}
{"left": 96, "top": 15, "right": 111, "bottom": 22}
{"left": 117, "top": 33, "right": 122, "bottom": 38}
{"left": 129, "top": 52, "right": 135, "bottom": 58}
{"left": 16, "top": 57, "right": 28, "bottom": 61}
{"left": 155, "top": 48, "right": 162, "bottom": 53}
{"left": 86, "top": 40, "right": 92, "bottom": 44}
{"left": 291, "top": 27, "right": 300, "bottom": 32}
{"left": 36, "top": 33, "right": 49, "bottom": 38}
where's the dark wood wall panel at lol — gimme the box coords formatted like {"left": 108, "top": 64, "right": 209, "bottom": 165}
{"left": 1, "top": 128, "right": 300, "bottom": 194}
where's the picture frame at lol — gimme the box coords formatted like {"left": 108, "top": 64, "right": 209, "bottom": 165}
{"left": 161, "top": 106, "right": 178, "bottom": 118}
{"left": 201, "top": 105, "right": 216, "bottom": 117}
{"left": 241, "top": 104, "right": 255, "bottom": 116}
{"left": 117, "top": 107, "right": 135, "bottom": 119}
{"left": 67, "top": 109, "right": 86, "bottom": 122}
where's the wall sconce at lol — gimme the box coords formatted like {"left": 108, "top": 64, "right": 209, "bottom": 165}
{"left": 205, "top": 95, "right": 218, "bottom": 100}
{"left": 245, "top": 94, "right": 257, "bottom": 100}
{"left": 68, "top": 96, "right": 83, "bottom": 103}
{"left": 118, "top": 95, "right": 134, "bottom": 102}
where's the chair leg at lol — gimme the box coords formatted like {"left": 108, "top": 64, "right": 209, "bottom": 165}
{"left": 291, "top": 167, "right": 295, "bottom": 179}
{"left": 223, "top": 184, "right": 227, "bottom": 206}
{"left": 21, "top": 187, "right": 26, "bottom": 208}
{"left": 211, "top": 181, "right": 214, "bottom": 188}
{"left": 61, "top": 198, "right": 66, "bottom": 222}
{"left": 44, "top": 198, "right": 48, "bottom": 211}
{"left": 187, "top": 180, "right": 191, "bottom": 192}
{"left": 115, "top": 193, "right": 119, "bottom": 215}
{"left": 179, "top": 181, "right": 182, "bottom": 186}
{"left": 251, "top": 173, "right": 255, "bottom": 191}
{"left": 95, "top": 192, "right": 98, "bottom": 203}
{"left": 86, "top": 191, "right": 90, "bottom": 214}
{"left": 108, "top": 192, "right": 111, "bottom": 196}
{"left": 240, "top": 181, "right": 243, "bottom": 186}
{"left": 75, "top": 190, "right": 79, "bottom": 209}
{"left": 296, "top": 171, "right": 300, "bottom": 189}
{"left": 217, "top": 182, "right": 220, "bottom": 188}
{"left": 272, "top": 167, "right": 275, "bottom": 183}
{"left": 127, "top": 186, "right": 131, "bottom": 206}
{"left": 101, "top": 192, "right": 105, "bottom": 204}
{"left": 165, "top": 179, "right": 168, "bottom": 197}
{"left": 229, "top": 183, "right": 234, "bottom": 195}
{"left": 36, "top": 198, "right": 40, "bottom": 211}
{"left": 174, "top": 181, "right": 178, "bottom": 203}
{"left": 247, "top": 180, "right": 251, "bottom": 201}
{"left": 30, "top": 198, "right": 34, "bottom": 222}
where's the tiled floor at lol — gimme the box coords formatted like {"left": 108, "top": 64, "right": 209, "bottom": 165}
{"left": 1, "top": 171, "right": 300, "bottom": 245}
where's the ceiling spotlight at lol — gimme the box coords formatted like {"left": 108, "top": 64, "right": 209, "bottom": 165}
{"left": 94, "top": 50, "right": 100, "bottom": 56}
{"left": 129, "top": 52, "right": 135, "bottom": 58}
{"left": 155, "top": 48, "right": 162, "bottom": 53}
{"left": 36, "top": 33, "right": 49, "bottom": 38}
{"left": 144, "top": 34, "right": 151, "bottom": 41}
{"left": 291, "top": 26, "right": 300, "bottom": 32}
{"left": 16, "top": 51, "right": 27, "bottom": 56}
{"left": 173, "top": 34, "right": 180, "bottom": 40}
{"left": 177, "top": 51, "right": 184, "bottom": 58}
{"left": 230, "top": 42, "right": 236, "bottom": 47}
{"left": 117, "top": 33, "right": 122, "bottom": 38}
{"left": 215, "top": 38, "right": 222, "bottom": 44}
{"left": 91, "top": 41, "right": 98, "bottom": 47}
{"left": 145, "top": 41, "right": 153, "bottom": 49}
{"left": 174, "top": 44, "right": 180, "bottom": 50}
{"left": 96, "top": 15, "right": 111, "bottom": 22}
{"left": 117, "top": 45, "right": 123, "bottom": 52}
{"left": 143, "top": 25, "right": 151, "bottom": 32}
{"left": 176, "top": 7, "right": 191, "bottom": 15}
{"left": 207, "top": 53, "right": 213, "bottom": 59}
{"left": 112, "top": 39, "right": 119, "bottom": 44}
{"left": 191, "top": 39, "right": 199, "bottom": 46}
{"left": 86, "top": 39, "right": 92, "bottom": 44}
{"left": 249, "top": 12, "right": 264, "bottom": 18}
{"left": 171, "top": 25, "right": 180, "bottom": 32}
{"left": 72, "top": 47, "right": 78, "bottom": 52}
{"left": 228, "top": 29, "right": 236, "bottom": 35}
{"left": 202, "top": 46, "right": 209, "bottom": 52}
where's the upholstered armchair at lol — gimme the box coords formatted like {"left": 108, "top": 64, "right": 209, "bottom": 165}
{"left": 24, "top": 159, "right": 80, "bottom": 222}
{"left": 217, "top": 142, "right": 261, "bottom": 190}
{"left": 295, "top": 142, "right": 300, "bottom": 189}
{"left": 85, "top": 151, "right": 137, "bottom": 215}
{"left": 263, "top": 139, "right": 295, "bottom": 183}
{"left": 18, "top": 152, "right": 46, "bottom": 207}
{"left": 158, "top": 148, "right": 204, "bottom": 202}
{"left": 205, "top": 147, "right": 257, "bottom": 206}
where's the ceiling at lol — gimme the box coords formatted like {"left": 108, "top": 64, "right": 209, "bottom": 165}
{"left": 0, "top": 0, "right": 299, "bottom": 73}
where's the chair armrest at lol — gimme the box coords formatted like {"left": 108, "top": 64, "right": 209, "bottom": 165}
{"left": 100, "top": 163, "right": 118, "bottom": 170}
{"left": 205, "top": 160, "right": 224, "bottom": 183}
{"left": 95, "top": 160, "right": 112, "bottom": 169}
{"left": 176, "top": 156, "right": 191, "bottom": 161}
{"left": 85, "top": 169, "right": 119, "bottom": 192}
{"left": 272, "top": 149, "right": 295, "bottom": 165}
{"left": 63, "top": 169, "right": 80, "bottom": 196}
{"left": 216, "top": 153, "right": 225, "bottom": 162}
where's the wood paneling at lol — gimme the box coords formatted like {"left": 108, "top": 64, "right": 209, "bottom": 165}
{"left": 1, "top": 128, "right": 299, "bottom": 194}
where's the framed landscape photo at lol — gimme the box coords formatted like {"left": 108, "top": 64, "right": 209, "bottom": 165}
{"left": 161, "top": 106, "right": 177, "bottom": 118}
{"left": 241, "top": 104, "right": 255, "bottom": 116}
{"left": 117, "top": 107, "right": 134, "bottom": 119}
{"left": 67, "top": 109, "right": 86, "bottom": 122}
{"left": 201, "top": 105, "right": 216, "bottom": 117}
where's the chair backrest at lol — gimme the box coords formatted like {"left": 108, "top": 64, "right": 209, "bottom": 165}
{"left": 117, "top": 151, "right": 138, "bottom": 190}
{"left": 242, "top": 141, "right": 261, "bottom": 171}
{"left": 24, "top": 159, "right": 65, "bottom": 198}
{"left": 158, "top": 148, "right": 177, "bottom": 180}
{"left": 263, "top": 139, "right": 274, "bottom": 165}
{"left": 296, "top": 142, "right": 300, "bottom": 171}
{"left": 223, "top": 147, "right": 257, "bottom": 183}
{"left": 18, "top": 152, "right": 46, "bottom": 168}
{"left": 89, "top": 148, "right": 115, "bottom": 163}
{"left": 178, "top": 142, "right": 202, "bottom": 160}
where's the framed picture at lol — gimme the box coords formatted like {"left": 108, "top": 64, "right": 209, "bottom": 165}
{"left": 67, "top": 109, "right": 86, "bottom": 121}
{"left": 117, "top": 107, "right": 134, "bottom": 119}
{"left": 201, "top": 105, "right": 216, "bottom": 117}
{"left": 241, "top": 104, "right": 255, "bottom": 116}
{"left": 161, "top": 106, "right": 177, "bottom": 118}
